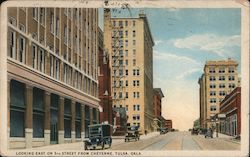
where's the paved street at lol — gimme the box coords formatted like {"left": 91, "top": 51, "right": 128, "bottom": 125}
{"left": 30, "top": 131, "right": 240, "bottom": 151}
{"left": 110, "top": 131, "right": 240, "bottom": 150}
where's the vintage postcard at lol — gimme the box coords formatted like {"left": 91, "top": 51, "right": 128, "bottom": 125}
{"left": 0, "top": 0, "right": 249, "bottom": 157}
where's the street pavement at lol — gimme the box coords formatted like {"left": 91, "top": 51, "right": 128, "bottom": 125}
{"left": 29, "top": 131, "right": 240, "bottom": 151}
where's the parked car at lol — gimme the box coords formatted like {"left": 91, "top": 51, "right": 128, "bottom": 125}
{"left": 191, "top": 128, "right": 199, "bottom": 135}
{"left": 125, "top": 126, "right": 140, "bottom": 142}
{"left": 83, "top": 124, "right": 112, "bottom": 150}
{"left": 160, "top": 128, "right": 168, "bottom": 134}
{"left": 205, "top": 128, "right": 213, "bottom": 138}
{"left": 199, "top": 128, "right": 207, "bottom": 135}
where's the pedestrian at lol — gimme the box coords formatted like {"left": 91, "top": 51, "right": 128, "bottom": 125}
{"left": 145, "top": 130, "right": 147, "bottom": 135}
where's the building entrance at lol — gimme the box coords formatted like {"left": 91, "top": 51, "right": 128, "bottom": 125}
{"left": 50, "top": 94, "right": 59, "bottom": 144}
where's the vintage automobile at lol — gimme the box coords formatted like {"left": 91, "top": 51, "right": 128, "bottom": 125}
{"left": 125, "top": 126, "right": 140, "bottom": 142}
{"left": 191, "top": 128, "right": 199, "bottom": 135}
{"left": 83, "top": 124, "right": 112, "bottom": 150}
{"left": 160, "top": 128, "right": 168, "bottom": 134}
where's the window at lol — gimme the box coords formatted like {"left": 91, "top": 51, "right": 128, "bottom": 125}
{"left": 219, "top": 76, "right": 225, "bottom": 81}
{"left": 126, "top": 69, "right": 128, "bottom": 76}
{"left": 133, "top": 92, "right": 139, "bottom": 98}
{"left": 229, "top": 83, "right": 235, "bottom": 88}
{"left": 229, "top": 76, "right": 235, "bottom": 81}
{"left": 50, "top": 55, "right": 54, "bottom": 77}
{"left": 219, "top": 91, "right": 226, "bottom": 96}
{"left": 209, "top": 67, "right": 215, "bottom": 73}
{"left": 119, "top": 69, "right": 123, "bottom": 76}
{"left": 133, "top": 115, "right": 140, "bottom": 121}
{"left": 125, "top": 60, "right": 128, "bottom": 66}
{"left": 114, "top": 92, "right": 117, "bottom": 98}
{"left": 32, "top": 44, "right": 37, "bottom": 69}
{"left": 210, "top": 91, "right": 216, "bottom": 96}
{"left": 219, "top": 84, "right": 225, "bottom": 88}
{"left": 210, "top": 98, "right": 216, "bottom": 103}
{"left": 137, "top": 69, "right": 140, "bottom": 76}
{"left": 125, "top": 40, "right": 128, "bottom": 47}
{"left": 133, "top": 49, "right": 136, "bottom": 56}
{"left": 209, "top": 84, "right": 216, "bottom": 89}
{"left": 10, "top": 80, "right": 25, "bottom": 137}
{"left": 33, "top": 88, "right": 44, "bottom": 138}
{"left": 119, "top": 21, "right": 123, "bottom": 27}
{"left": 125, "top": 20, "right": 128, "bottom": 26}
{"left": 9, "top": 31, "right": 16, "bottom": 59}
{"left": 40, "top": 8, "right": 45, "bottom": 25}
{"left": 133, "top": 59, "right": 136, "bottom": 66}
{"left": 133, "top": 20, "right": 136, "bottom": 26}
{"left": 64, "top": 99, "right": 71, "bottom": 138}
{"left": 119, "top": 30, "right": 123, "bottom": 37}
{"left": 228, "top": 67, "right": 235, "bottom": 73}
{"left": 119, "top": 92, "right": 123, "bottom": 98}
{"left": 50, "top": 12, "right": 54, "bottom": 33}
{"left": 33, "top": 8, "right": 38, "bottom": 21}
{"left": 209, "top": 76, "right": 216, "bottom": 81}
{"left": 55, "top": 59, "right": 60, "bottom": 79}
{"left": 133, "top": 30, "right": 136, "bottom": 37}
{"left": 113, "top": 21, "right": 116, "bottom": 27}
{"left": 219, "top": 67, "right": 225, "bottom": 73}
{"left": 64, "top": 25, "right": 68, "bottom": 44}
{"left": 125, "top": 92, "right": 128, "bottom": 98}
{"left": 133, "top": 40, "right": 136, "bottom": 46}
{"left": 125, "top": 30, "right": 128, "bottom": 37}
{"left": 126, "top": 80, "right": 128, "bottom": 86}
{"left": 56, "top": 17, "right": 60, "bottom": 37}
{"left": 125, "top": 50, "right": 128, "bottom": 57}
{"left": 125, "top": 105, "right": 128, "bottom": 111}
{"left": 210, "top": 105, "right": 216, "bottom": 111}
{"left": 39, "top": 48, "right": 45, "bottom": 72}
{"left": 119, "top": 80, "right": 123, "bottom": 87}
{"left": 19, "top": 36, "right": 26, "bottom": 63}
{"left": 75, "top": 103, "right": 81, "bottom": 138}
{"left": 133, "top": 104, "right": 140, "bottom": 111}
{"left": 133, "top": 80, "right": 139, "bottom": 86}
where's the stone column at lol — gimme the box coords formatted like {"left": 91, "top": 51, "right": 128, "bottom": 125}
{"left": 81, "top": 105, "right": 85, "bottom": 140}
{"left": 58, "top": 96, "right": 64, "bottom": 144}
{"left": 44, "top": 91, "right": 51, "bottom": 145}
{"left": 25, "top": 85, "right": 33, "bottom": 148}
{"left": 90, "top": 107, "right": 93, "bottom": 125}
{"left": 71, "top": 100, "right": 76, "bottom": 142}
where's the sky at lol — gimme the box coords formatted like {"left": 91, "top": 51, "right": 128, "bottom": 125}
{"left": 98, "top": 8, "right": 241, "bottom": 131}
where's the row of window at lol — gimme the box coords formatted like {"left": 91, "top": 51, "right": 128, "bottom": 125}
{"left": 113, "top": 68, "right": 140, "bottom": 76}
{"left": 209, "top": 67, "right": 235, "bottom": 73}
{"left": 113, "top": 79, "right": 140, "bottom": 87}
{"left": 113, "top": 20, "right": 136, "bottom": 27}
{"left": 209, "top": 83, "right": 236, "bottom": 89}
{"left": 9, "top": 29, "right": 97, "bottom": 97}
{"left": 115, "top": 49, "right": 137, "bottom": 57}
{"left": 113, "top": 91, "right": 140, "bottom": 99}
{"left": 113, "top": 30, "right": 136, "bottom": 38}
{"left": 209, "top": 76, "right": 235, "bottom": 81}
{"left": 210, "top": 98, "right": 225, "bottom": 103}
{"left": 10, "top": 80, "right": 97, "bottom": 138}
{"left": 209, "top": 91, "right": 227, "bottom": 96}
{"left": 113, "top": 104, "right": 140, "bottom": 111}
{"left": 112, "top": 58, "right": 137, "bottom": 67}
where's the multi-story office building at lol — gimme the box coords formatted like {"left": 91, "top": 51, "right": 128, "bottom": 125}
{"left": 198, "top": 59, "right": 239, "bottom": 129}
{"left": 104, "top": 10, "right": 154, "bottom": 134}
{"left": 7, "top": 7, "right": 99, "bottom": 149}
{"left": 152, "top": 88, "right": 164, "bottom": 131}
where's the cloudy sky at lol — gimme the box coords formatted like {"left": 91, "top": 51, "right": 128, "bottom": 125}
{"left": 99, "top": 8, "right": 241, "bottom": 131}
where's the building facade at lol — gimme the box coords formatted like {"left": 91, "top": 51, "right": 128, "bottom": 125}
{"left": 104, "top": 10, "right": 154, "bottom": 134}
{"left": 152, "top": 88, "right": 164, "bottom": 131}
{"left": 165, "top": 120, "right": 172, "bottom": 130}
{"left": 219, "top": 87, "right": 241, "bottom": 137}
{"left": 198, "top": 59, "right": 239, "bottom": 129}
{"left": 7, "top": 7, "right": 99, "bottom": 149}
{"left": 98, "top": 27, "right": 113, "bottom": 125}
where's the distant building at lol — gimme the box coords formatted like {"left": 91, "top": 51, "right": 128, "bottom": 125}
{"left": 152, "top": 88, "right": 164, "bottom": 131}
{"left": 198, "top": 59, "right": 239, "bottom": 129}
{"left": 165, "top": 120, "right": 173, "bottom": 130}
{"left": 98, "top": 28, "right": 113, "bottom": 125}
{"left": 104, "top": 10, "right": 154, "bottom": 134}
{"left": 7, "top": 7, "right": 99, "bottom": 149}
{"left": 219, "top": 87, "right": 241, "bottom": 137}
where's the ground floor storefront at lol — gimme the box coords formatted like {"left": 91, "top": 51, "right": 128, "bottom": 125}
{"left": 8, "top": 79, "right": 99, "bottom": 149}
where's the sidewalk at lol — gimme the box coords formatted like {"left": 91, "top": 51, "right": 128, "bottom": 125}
{"left": 198, "top": 132, "right": 240, "bottom": 144}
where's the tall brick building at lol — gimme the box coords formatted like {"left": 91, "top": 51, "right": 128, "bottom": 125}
{"left": 7, "top": 7, "right": 99, "bottom": 148}
{"left": 152, "top": 88, "right": 164, "bottom": 131}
